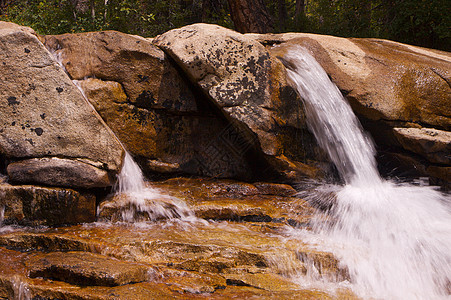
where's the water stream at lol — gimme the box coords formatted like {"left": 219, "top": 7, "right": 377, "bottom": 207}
{"left": 283, "top": 46, "right": 451, "bottom": 299}
{"left": 51, "top": 50, "right": 194, "bottom": 223}
{"left": 111, "top": 152, "right": 194, "bottom": 222}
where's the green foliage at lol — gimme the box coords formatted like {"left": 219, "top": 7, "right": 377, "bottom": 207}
{"left": 387, "top": 0, "right": 450, "bottom": 51}
{"left": 1, "top": 0, "right": 449, "bottom": 50}
{"left": 2, "top": 0, "right": 77, "bottom": 34}
{"left": 275, "top": 0, "right": 450, "bottom": 51}
{"left": 0, "top": 0, "right": 232, "bottom": 37}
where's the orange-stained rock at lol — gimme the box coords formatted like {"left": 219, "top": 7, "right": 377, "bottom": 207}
{"left": 0, "top": 183, "right": 95, "bottom": 226}
{"left": 0, "top": 176, "right": 358, "bottom": 299}
{"left": 26, "top": 251, "right": 150, "bottom": 286}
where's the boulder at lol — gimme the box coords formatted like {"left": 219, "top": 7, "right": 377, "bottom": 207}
{"left": 0, "top": 183, "right": 95, "bottom": 226}
{"left": 43, "top": 31, "right": 267, "bottom": 180}
{"left": 0, "top": 22, "right": 124, "bottom": 188}
{"left": 258, "top": 33, "right": 451, "bottom": 184}
{"left": 393, "top": 128, "right": 450, "bottom": 165}
{"left": 154, "top": 23, "right": 324, "bottom": 180}
{"left": 251, "top": 33, "right": 451, "bottom": 130}
{"left": 7, "top": 157, "right": 112, "bottom": 188}
{"left": 27, "top": 251, "right": 149, "bottom": 286}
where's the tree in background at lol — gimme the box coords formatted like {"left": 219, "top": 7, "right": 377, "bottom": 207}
{"left": 227, "top": 0, "right": 273, "bottom": 33}
{"left": 0, "top": 0, "right": 449, "bottom": 51}
{"left": 0, "top": 0, "right": 233, "bottom": 36}
{"left": 265, "top": 0, "right": 449, "bottom": 51}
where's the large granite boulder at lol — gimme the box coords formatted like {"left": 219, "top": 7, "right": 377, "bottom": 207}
{"left": 154, "top": 24, "right": 323, "bottom": 180}
{"left": 0, "top": 183, "right": 95, "bottom": 226}
{"left": 43, "top": 31, "right": 259, "bottom": 179}
{"left": 251, "top": 33, "right": 450, "bottom": 130}
{"left": 44, "top": 29, "right": 323, "bottom": 180}
{"left": 0, "top": 22, "right": 124, "bottom": 188}
{"left": 258, "top": 33, "right": 451, "bottom": 184}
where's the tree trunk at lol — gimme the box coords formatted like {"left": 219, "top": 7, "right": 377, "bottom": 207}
{"left": 295, "top": 0, "right": 305, "bottom": 17}
{"left": 294, "top": 0, "right": 305, "bottom": 30}
{"left": 90, "top": 0, "right": 95, "bottom": 21}
{"left": 227, "top": 0, "right": 274, "bottom": 33}
{"left": 278, "top": 0, "right": 287, "bottom": 32}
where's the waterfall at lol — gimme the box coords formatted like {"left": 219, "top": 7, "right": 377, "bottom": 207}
{"left": 49, "top": 51, "right": 194, "bottom": 223}
{"left": 111, "top": 152, "right": 194, "bottom": 222}
{"left": 283, "top": 47, "right": 380, "bottom": 186}
{"left": 283, "top": 46, "right": 451, "bottom": 299}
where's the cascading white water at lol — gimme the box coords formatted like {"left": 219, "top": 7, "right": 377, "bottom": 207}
{"left": 283, "top": 46, "right": 451, "bottom": 299}
{"left": 49, "top": 50, "right": 194, "bottom": 223}
{"left": 112, "top": 152, "right": 194, "bottom": 222}
{"left": 283, "top": 47, "right": 380, "bottom": 186}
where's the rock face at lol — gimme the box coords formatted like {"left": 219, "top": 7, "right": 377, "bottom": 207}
{"left": 259, "top": 33, "right": 451, "bottom": 184}
{"left": 393, "top": 128, "right": 451, "bottom": 165}
{"left": 0, "top": 183, "right": 96, "bottom": 226}
{"left": 27, "top": 251, "right": 150, "bottom": 286}
{"left": 43, "top": 31, "right": 262, "bottom": 179}
{"left": 7, "top": 157, "right": 112, "bottom": 188}
{"left": 154, "top": 23, "right": 323, "bottom": 180}
{"left": 44, "top": 29, "right": 323, "bottom": 180}
{"left": 252, "top": 33, "right": 451, "bottom": 129}
{"left": 0, "top": 21, "right": 124, "bottom": 188}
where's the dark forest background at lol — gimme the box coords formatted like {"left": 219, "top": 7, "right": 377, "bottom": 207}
{"left": 0, "top": 0, "right": 449, "bottom": 51}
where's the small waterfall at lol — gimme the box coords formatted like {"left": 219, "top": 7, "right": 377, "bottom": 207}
{"left": 49, "top": 51, "right": 194, "bottom": 223}
{"left": 111, "top": 152, "right": 194, "bottom": 222}
{"left": 12, "top": 276, "right": 31, "bottom": 300}
{"left": 283, "top": 47, "right": 380, "bottom": 186}
{"left": 0, "top": 205, "right": 4, "bottom": 226}
{"left": 114, "top": 151, "right": 146, "bottom": 193}
{"left": 283, "top": 46, "right": 451, "bottom": 299}
{"left": 73, "top": 82, "right": 194, "bottom": 222}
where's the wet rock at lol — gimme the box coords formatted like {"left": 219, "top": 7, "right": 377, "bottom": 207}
{"left": 224, "top": 273, "right": 300, "bottom": 291}
{"left": 26, "top": 251, "right": 149, "bottom": 286}
{"left": 97, "top": 192, "right": 191, "bottom": 222}
{"left": 427, "top": 166, "right": 451, "bottom": 189}
{"left": 296, "top": 250, "right": 349, "bottom": 281}
{"left": 0, "top": 183, "right": 95, "bottom": 226}
{"left": 152, "top": 178, "right": 315, "bottom": 226}
{"left": 0, "top": 246, "right": 178, "bottom": 300}
{"left": 154, "top": 23, "right": 324, "bottom": 180}
{"left": 0, "top": 22, "right": 124, "bottom": 187}
{"left": 254, "top": 182, "right": 297, "bottom": 196}
{"left": 0, "top": 214, "right": 353, "bottom": 298}
{"left": 214, "top": 286, "right": 337, "bottom": 299}
{"left": 7, "top": 157, "right": 112, "bottom": 188}
{"left": 0, "top": 232, "right": 97, "bottom": 252}
{"left": 157, "top": 267, "right": 226, "bottom": 293}
{"left": 30, "top": 281, "right": 180, "bottom": 300}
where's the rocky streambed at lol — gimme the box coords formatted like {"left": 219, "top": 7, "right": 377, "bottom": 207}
{"left": 1, "top": 19, "right": 450, "bottom": 300}
{"left": 0, "top": 178, "right": 357, "bottom": 299}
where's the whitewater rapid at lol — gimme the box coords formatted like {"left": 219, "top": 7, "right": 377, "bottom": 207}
{"left": 283, "top": 46, "right": 451, "bottom": 299}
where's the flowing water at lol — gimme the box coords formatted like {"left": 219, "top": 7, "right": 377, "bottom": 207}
{"left": 50, "top": 50, "right": 194, "bottom": 223}
{"left": 283, "top": 46, "right": 451, "bottom": 299}
{"left": 111, "top": 152, "right": 194, "bottom": 222}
